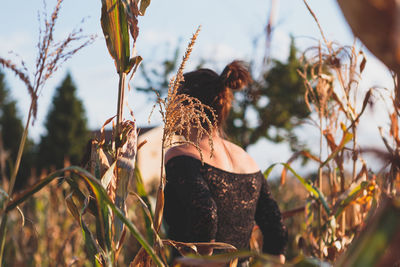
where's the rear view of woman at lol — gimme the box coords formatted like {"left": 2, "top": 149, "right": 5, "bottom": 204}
{"left": 163, "top": 61, "right": 288, "bottom": 265}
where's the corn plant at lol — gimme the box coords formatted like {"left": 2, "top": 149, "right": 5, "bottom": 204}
{"left": 100, "top": 0, "right": 148, "bottom": 141}
{"left": 0, "top": 0, "right": 162, "bottom": 266}
{"left": 57, "top": 0, "right": 162, "bottom": 265}
{"left": 263, "top": 0, "right": 380, "bottom": 261}
{"left": 0, "top": 0, "right": 94, "bottom": 263}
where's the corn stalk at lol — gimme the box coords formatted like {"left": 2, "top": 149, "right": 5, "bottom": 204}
{"left": 100, "top": 0, "right": 146, "bottom": 139}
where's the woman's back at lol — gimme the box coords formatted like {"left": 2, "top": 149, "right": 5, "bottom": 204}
{"left": 165, "top": 137, "right": 259, "bottom": 174}
{"left": 164, "top": 151, "right": 288, "bottom": 256}
{"left": 164, "top": 155, "right": 262, "bottom": 249}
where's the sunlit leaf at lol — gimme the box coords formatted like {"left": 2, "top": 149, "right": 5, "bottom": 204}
{"left": 281, "top": 150, "right": 322, "bottom": 185}
{"left": 101, "top": 0, "right": 131, "bottom": 73}
{"left": 139, "top": 0, "right": 151, "bottom": 15}
{"left": 305, "top": 198, "right": 314, "bottom": 228}
{"left": 264, "top": 163, "right": 330, "bottom": 215}
{"left": 321, "top": 131, "right": 353, "bottom": 167}
{"left": 101, "top": 161, "right": 116, "bottom": 189}
{"left": 127, "top": 55, "right": 143, "bottom": 77}
{"left": 334, "top": 181, "right": 369, "bottom": 218}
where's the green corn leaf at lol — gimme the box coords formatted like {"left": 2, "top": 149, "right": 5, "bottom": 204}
{"left": 101, "top": 0, "right": 131, "bottom": 73}
{"left": 134, "top": 165, "right": 148, "bottom": 199}
{"left": 94, "top": 191, "right": 113, "bottom": 254}
{"left": 6, "top": 170, "right": 64, "bottom": 212}
{"left": 134, "top": 166, "right": 155, "bottom": 244}
{"left": 77, "top": 166, "right": 164, "bottom": 266}
{"left": 334, "top": 181, "right": 369, "bottom": 218}
{"left": 321, "top": 131, "right": 353, "bottom": 167}
{"left": 95, "top": 257, "right": 103, "bottom": 267}
{"left": 130, "top": 191, "right": 156, "bottom": 246}
{"left": 120, "top": 0, "right": 139, "bottom": 42}
{"left": 66, "top": 193, "right": 101, "bottom": 264}
{"left": 305, "top": 197, "right": 314, "bottom": 229}
{"left": 264, "top": 163, "right": 331, "bottom": 215}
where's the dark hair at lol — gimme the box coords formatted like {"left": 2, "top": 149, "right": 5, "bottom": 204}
{"left": 179, "top": 60, "right": 252, "bottom": 130}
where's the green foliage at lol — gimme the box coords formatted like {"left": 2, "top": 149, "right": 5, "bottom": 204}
{"left": 39, "top": 73, "right": 89, "bottom": 170}
{"left": 226, "top": 38, "right": 310, "bottom": 149}
{"left": 0, "top": 69, "right": 34, "bottom": 190}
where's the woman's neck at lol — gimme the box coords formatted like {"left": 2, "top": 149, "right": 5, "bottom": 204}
{"left": 187, "top": 129, "right": 222, "bottom": 144}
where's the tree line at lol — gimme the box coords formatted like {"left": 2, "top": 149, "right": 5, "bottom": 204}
{"left": 0, "top": 70, "right": 89, "bottom": 190}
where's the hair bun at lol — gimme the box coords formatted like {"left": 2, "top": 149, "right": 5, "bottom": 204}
{"left": 219, "top": 60, "right": 252, "bottom": 91}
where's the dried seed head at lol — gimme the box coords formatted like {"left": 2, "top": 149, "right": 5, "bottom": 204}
{"left": 150, "top": 26, "right": 216, "bottom": 161}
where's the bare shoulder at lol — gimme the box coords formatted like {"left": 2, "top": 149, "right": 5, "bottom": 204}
{"left": 224, "top": 140, "right": 260, "bottom": 173}
{"left": 164, "top": 145, "right": 199, "bottom": 164}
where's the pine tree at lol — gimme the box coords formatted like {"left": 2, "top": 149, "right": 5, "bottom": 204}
{"left": 0, "top": 69, "right": 34, "bottom": 189}
{"left": 39, "top": 73, "right": 90, "bottom": 170}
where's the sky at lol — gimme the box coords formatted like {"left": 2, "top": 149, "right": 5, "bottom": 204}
{"left": 0, "top": 0, "right": 395, "bottom": 172}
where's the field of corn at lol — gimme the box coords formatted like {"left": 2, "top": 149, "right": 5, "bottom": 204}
{"left": 1, "top": 0, "right": 400, "bottom": 266}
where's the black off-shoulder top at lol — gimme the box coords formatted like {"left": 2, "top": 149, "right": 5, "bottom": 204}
{"left": 163, "top": 155, "right": 288, "bottom": 257}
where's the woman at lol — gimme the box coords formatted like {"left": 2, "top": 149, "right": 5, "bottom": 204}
{"left": 163, "top": 61, "right": 288, "bottom": 265}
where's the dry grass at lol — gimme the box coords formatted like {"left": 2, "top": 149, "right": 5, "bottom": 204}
{"left": 271, "top": 0, "right": 396, "bottom": 262}
{"left": 0, "top": 0, "right": 94, "bottom": 263}
{"left": 151, "top": 26, "right": 216, "bottom": 158}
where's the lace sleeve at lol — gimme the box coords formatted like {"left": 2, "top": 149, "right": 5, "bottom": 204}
{"left": 164, "top": 157, "right": 218, "bottom": 242}
{"left": 255, "top": 176, "right": 288, "bottom": 255}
